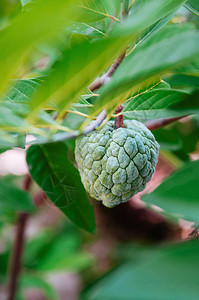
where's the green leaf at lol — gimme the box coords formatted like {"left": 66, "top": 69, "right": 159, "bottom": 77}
{"left": 0, "top": 179, "right": 34, "bottom": 213}
{"left": 2, "top": 78, "right": 41, "bottom": 104}
{"left": 123, "top": 89, "right": 199, "bottom": 121}
{"left": 67, "top": 22, "right": 107, "bottom": 38}
{"left": 34, "top": 235, "right": 93, "bottom": 271}
{"left": 142, "top": 160, "right": 199, "bottom": 223}
{"left": 26, "top": 142, "right": 95, "bottom": 232}
{"left": 153, "top": 127, "right": 183, "bottom": 151}
{"left": 184, "top": 0, "right": 199, "bottom": 16}
{"left": 1, "top": 78, "right": 41, "bottom": 117}
{"left": 76, "top": 0, "right": 116, "bottom": 22}
{"left": 92, "top": 24, "right": 199, "bottom": 116}
{"left": 0, "top": 130, "right": 26, "bottom": 149}
{"left": 28, "top": 36, "right": 128, "bottom": 121}
{"left": 20, "top": 275, "right": 59, "bottom": 300}
{"left": 112, "top": 0, "right": 187, "bottom": 37}
{"left": 83, "top": 240, "right": 199, "bottom": 300}
{"left": 0, "top": 105, "right": 29, "bottom": 128}
{"left": 0, "top": 0, "right": 80, "bottom": 94}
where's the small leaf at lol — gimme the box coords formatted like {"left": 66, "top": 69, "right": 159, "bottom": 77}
{"left": 26, "top": 142, "right": 95, "bottom": 232}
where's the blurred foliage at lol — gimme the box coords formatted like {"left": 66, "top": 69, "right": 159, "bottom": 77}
{"left": 0, "top": 0, "right": 199, "bottom": 299}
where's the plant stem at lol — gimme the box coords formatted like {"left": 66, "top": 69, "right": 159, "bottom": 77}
{"left": 114, "top": 105, "right": 124, "bottom": 129}
{"left": 145, "top": 115, "right": 188, "bottom": 131}
{"left": 7, "top": 174, "right": 32, "bottom": 300}
{"left": 88, "top": 52, "right": 126, "bottom": 92}
{"left": 7, "top": 212, "right": 29, "bottom": 300}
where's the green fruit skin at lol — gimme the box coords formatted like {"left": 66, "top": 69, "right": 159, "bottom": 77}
{"left": 75, "top": 120, "right": 159, "bottom": 208}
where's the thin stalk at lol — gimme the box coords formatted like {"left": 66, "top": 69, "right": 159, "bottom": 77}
{"left": 114, "top": 105, "right": 124, "bottom": 129}
{"left": 7, "top": 175, "right": 32, "bottom": 300}
{"left": 7, "top": 213, "right": 29, "bottom": 300}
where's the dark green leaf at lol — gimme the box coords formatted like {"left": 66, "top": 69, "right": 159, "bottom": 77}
{"left": 92, "top": 24, "right": 199, "bottom": 117}
{"left": 123, "top": 89, "right": 199, "bottom": 121}
{"left": 26, "top": 142, "right": 95, "bottom": 232}
{"left": 83, "top": 240, "right": 199, "bottom": 300}
{"left": 153, "top": 127, "right": 183, "bottom": 151}
{"left": 143, "top": 160, "right": 199, "bottom": 222}
{"left": 0, "top": 179, "right": 34, "bottom": 213}
{"left": 34, "top": 235, "right": 93, "bottom": 271}
{"left": 184, "top": 0, "right": 199, "bottom": 16}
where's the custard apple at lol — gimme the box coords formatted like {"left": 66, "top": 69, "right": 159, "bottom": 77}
{"left": 75, "top": 120, "right": 159, "bottom": 208}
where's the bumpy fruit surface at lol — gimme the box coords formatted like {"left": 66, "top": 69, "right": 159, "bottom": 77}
{"left": 75, "top": 120, "right": 159, "bottom": 208}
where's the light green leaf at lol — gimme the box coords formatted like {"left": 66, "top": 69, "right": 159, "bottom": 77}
{"left": 2, "top": 78, "right": 41, "bottom": 104}
{"left": 28, "top": 36, "right": 128, "bottom": 121}
{"left": 77, "top": 0, "right": 117, "bottom": 22}
{"left": 143, "top": 160, "right": 199, "bottom": 222}
{"left": 83, "top": 240, "right": 199, "bottom": 300}
{"left": 26, "top": 142, "right": 95, "bottom": 232}
{"left": 0, "top": 0, "right": 80, "bottom": 94}
{"left": 67, "top": 22, "right": 106, "bottom": 37}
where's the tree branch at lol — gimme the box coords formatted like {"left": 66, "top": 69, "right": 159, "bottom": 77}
{"left": 83, "top": 109, "right": 107, "bottom": 135}
{"left": 7, "top": 212, "right": 29, "bottom": 300}
{"left": 88, "top": 52, "right": 126, "bottom": 92}
{"left": 145, "top": 115, "right": 188, "bottom": 131}
{"left": 114, "top": 105, "right": 124, "bottom": 129}
{"left": 7, "top": 175, "right": 32, "bottom": 300}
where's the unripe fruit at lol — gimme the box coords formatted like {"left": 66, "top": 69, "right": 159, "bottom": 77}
{"left": 75, "top": 120, "right": 159, "bottom": 208}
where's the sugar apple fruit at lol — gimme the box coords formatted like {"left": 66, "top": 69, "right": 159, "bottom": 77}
{"left": 75, "top": 120, "right": 159, "bottom": 208}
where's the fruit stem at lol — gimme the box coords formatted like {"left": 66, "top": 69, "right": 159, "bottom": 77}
{"left": 114, "top": 105, "right": 124, "bottom": 129}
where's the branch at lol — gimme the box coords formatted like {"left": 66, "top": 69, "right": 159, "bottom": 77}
{"left": 7, "top": 212, "right": 29, "bottom": 300}
{"left": 7, "top": 175, "right": 32, "bottom": 300}
{"left": 83, "top": 109, "right": 107, "bottom": 135}
{"left": 88, "top": 52, "right": 126, "bottom": 92}
{"left": 145, "top": 115, "right": 188, "bottom": 131}
{"left": 114, "top": 105, "right": 124, "bottom": 129}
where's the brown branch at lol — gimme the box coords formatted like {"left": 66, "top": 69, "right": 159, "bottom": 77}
{"left": 7, "top": 175, "right": 32, "bottom": 300}
{"left": 88, "top": 52, "right": 126, "bottom": 92}
{"left": 145, "top": 115, "right": 189, "bottom": 131}
{"left": 114, "top": 105, "right": 124, "bottom": 129}
{"left": 7, "top": 212, "right": 29, "bottom": 300}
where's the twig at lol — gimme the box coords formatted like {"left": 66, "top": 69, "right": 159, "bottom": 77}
{"left": 83, "top": 109, "right": 107, "bottom": 135}
{"left": 114, "top": 105, "right": 124, "bottom": 129}
{"left": 145, "top": 115, "right": 188, "bottom": 131}
{"left": 7, "top": 212, "right": 29, "bottom": 300}
{"left": 7, "top": 175, "right": 32, "bottom": 300}
{"left": 88, "top": 52, "right": 126, "bottom": 92}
